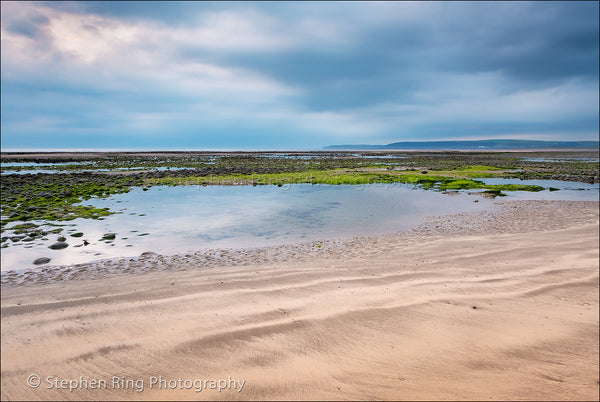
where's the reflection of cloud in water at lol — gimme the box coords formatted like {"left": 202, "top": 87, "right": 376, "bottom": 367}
{"left": 1, "top": 182, "right": 555, "bottom": 271}
{"left": 195, "top": 233, "right": 236, "bottom": 242}
{"left": 270, "top": 204, "right": 338, "bottom": 230}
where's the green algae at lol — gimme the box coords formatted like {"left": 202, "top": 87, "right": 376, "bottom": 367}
{"left": 1, "top": 151, "right": 596, "bottom": 233}
{"left": 0, "top": 173, "right": 139, "bottom": 231}
{"left": 145, "top": 169, "right": 547, "bottom": 195}
{"left": 482, "top": 189, "right": 507, "bottom": 197}
{"left": 487, "top": 184, "right": 544, "bottom": 192}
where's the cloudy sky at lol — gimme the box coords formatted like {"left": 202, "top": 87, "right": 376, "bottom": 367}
{"left": 1, "top": 1, "right": 598, "bottom": 150}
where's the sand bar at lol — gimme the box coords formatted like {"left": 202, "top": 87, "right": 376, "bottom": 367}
{"left": 1, "top": 200, "right": 598, "bottom": 400}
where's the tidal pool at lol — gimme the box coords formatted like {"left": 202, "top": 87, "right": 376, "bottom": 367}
{"left": 1, "top": 183, "right": 492, "bottom": 271}
{"left": 0, "top": 165, "right": 191, "bottom": 175}
{"left": 2, "top": 180, "right": 597, "bottom": 271}
{"left": 477, "top": 178, "right": 599, "bottom": 201}
{"left": 519, "top": 157, "right": 599, "bottom": 163}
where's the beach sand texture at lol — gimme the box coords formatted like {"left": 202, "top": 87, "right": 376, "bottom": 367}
{"left": 1, "top": 200, "right": 598, "bottom": 401}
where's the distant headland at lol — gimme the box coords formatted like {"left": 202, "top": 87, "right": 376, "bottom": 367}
{"left": 324, "top": 139, "right": 599, "bottom": 150}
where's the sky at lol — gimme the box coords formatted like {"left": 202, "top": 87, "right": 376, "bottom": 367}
{"left": 1, "top": 1, "right": 598, "bottom": 150}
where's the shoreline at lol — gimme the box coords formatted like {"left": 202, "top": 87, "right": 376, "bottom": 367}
{"left": 1, "top": 200, "right": 596, "bottom": 287}
{"left": 1, "top": 199, "right": 599, "bottom": 400}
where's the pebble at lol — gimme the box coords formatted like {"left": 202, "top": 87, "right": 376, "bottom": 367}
{"left": 49, "top": 242, "right": 69, "bottom": 250}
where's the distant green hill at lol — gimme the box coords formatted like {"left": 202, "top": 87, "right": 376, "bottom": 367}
{"left": 324, "top": 139, "right": 599, "bottom": 150}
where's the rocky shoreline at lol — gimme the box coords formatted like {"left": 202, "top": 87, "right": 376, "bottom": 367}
{"left": 2, "top": 199, "right": 597, "bottom": 287}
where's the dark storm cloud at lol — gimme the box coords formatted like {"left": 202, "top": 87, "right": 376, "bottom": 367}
{"left": 432, "top": 1, "right": 599, "bottom": 83}
{"left": 1, "top": 1, "right": 598, "bottom": 150}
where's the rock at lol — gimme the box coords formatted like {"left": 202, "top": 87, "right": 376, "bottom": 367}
{"left": 70, "top": 232, "right": 84, "bottom": 237}
{"left": 140, "top": 251, "right": 157, "bottom": 257}
{"left": 33, "top": 257, "right": 51, "bottom": 265}
{"left": 58, "top": 236, "right": 66, "bottom": 242}
{"left": 49, "top": 242, "right": 69, "bottom": 250}
{"left": 101, "top": 233, "right": 116, "bottom": 240}
{"left": 421, "top": 170, "right": 428, "bottom": 174}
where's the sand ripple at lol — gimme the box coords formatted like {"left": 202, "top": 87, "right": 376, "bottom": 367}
{"left": 1, "top": 200, "right": 598, "bottom": 400}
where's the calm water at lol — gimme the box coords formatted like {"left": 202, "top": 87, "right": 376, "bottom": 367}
{"left": 0, "top": 161, "right": 85, "bottom": 167}
{"left": 477, "top": 178, "right": 599, "bottom": 201}
{"left": 0, "top": 165, "right": 190, "bottom": 175}
{"left": 520, "top": 157, "right": 599, "bottom": 163}
{"left": 1, "top": 183, "right": 492, "bottom": 271}
{"left": 2, "top": 180, "right": 598, "bottom": 271}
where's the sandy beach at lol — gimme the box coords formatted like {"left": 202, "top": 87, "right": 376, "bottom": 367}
{"left": 1, "top": 200, "right": 598, "bottom": 401}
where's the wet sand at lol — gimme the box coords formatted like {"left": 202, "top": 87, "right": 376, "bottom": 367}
{"left": 1, "top": 200, "right": 598, "bottom": 401}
